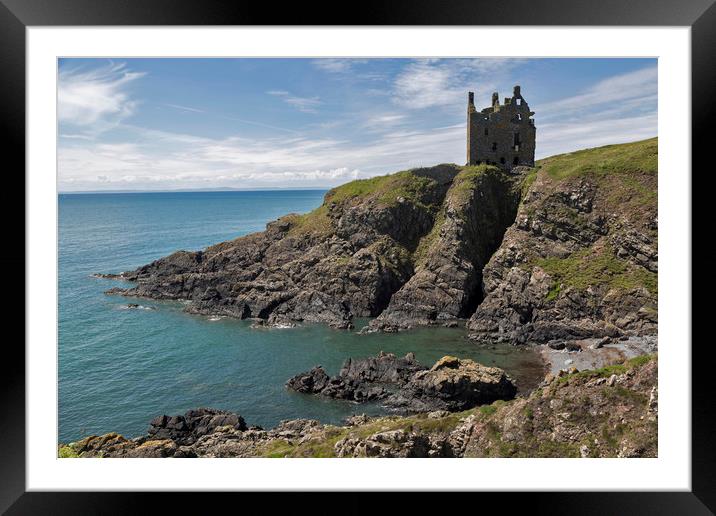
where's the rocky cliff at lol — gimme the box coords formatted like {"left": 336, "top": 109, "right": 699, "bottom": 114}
{"left": 59, "top": 354, "right": 657, "bottom": 458}
{"left": 468, "top": 138, "right": 657, "bottom": 343}
{"left": 102, "top": 138, "right": 657, "bottom": 343}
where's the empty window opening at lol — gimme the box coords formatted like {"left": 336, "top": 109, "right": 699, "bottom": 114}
{"left": 513, "top": 157, "right": 519, "bottom": 165}
{"left": 500, "top": 157, "right": 506, "bottom": 164}
{"left": 514, "top": 132, "right": 521, "bottom": 146}
{"left": 484, "top": 128, "right": 489, "bottom": 136}
{"left": 492, "top": 142, "right": 497, "bottom": 151}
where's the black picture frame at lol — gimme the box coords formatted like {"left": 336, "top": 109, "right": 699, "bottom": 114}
{"left": 2, "top": 0, "right": 711, "bottom": 512}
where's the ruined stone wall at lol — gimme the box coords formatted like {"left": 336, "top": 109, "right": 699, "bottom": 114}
{"left": 467, "top": 86, "right": 536, "bottom": 170}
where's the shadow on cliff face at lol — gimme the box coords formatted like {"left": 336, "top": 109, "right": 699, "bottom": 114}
{"left": 102, "top": 163, "right": 524, "bottom": 331}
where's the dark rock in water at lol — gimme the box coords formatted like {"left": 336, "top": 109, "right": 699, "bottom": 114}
{"left": 147, "top": 407, "right": 246, "bottom": 445}
{"left": 285, "top": 366, "right": 332, "bottom": 394}
{"left": 400, "top": 356, "right": 517, "bottom": 412}
{"left": 61, "top": 355, "right": 658, "bottom": 458}
{"left": 95, "top": 140, "right": 657, "bottom": 343}
{"left": 286, "top": 352, "right": 516, "bottom": 413}
{"left": 339, "top": 350, "right": 425, "bottom": 384}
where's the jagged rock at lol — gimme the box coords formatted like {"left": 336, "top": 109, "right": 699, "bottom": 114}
{"left": 468, "top": 139, "right": 658, "bottom": 344}
{"left": 60, "top": 354, "right": 657, "bottom": 459}
{"left": 147, "top": 407, "right": 247, "bottom": 445}
{"left": 401, "top": 356, "right": 517, "bottom": 411}
{"left": 99, "top": 165, "right": 463, "bottom": 329}
{"left": 96, "top": 140, "right": 656, "bottom": 345}
{"left": 287, "top": 353, "right": 516, "bottom": 413}
{"left": 335, "top": 429, "right": 433, "bottom": 458}
{"left": 285, "top": 352, "right": 424, "bottom": 403}
{"left": 368, "top": 167, "right": 525, "bottom": 331}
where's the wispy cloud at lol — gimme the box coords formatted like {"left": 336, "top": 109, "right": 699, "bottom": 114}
{"left": 58, "top": 121, "right": 466, "bottom": 191}
{"left": 312, "top": 59, "right": 366, "bottom": 73}
{"left": 267, "top": 90, "right": 322, "bottom": 113}
{"left": 533, "top": 66, "right": 657, "bottom": 158}
{"left": 392, "top": 58, "right": 524, "bottom": 112}
{"left": 538, "top": 66, "right": 657, "bottom": 119}
{"left": 58, "top": 62, "right": 144, "bottom": 134}
{"left": 57, "top": 58, "right": 658, "bottom": 192}
{"left": 165, "top": 103, "right": 204, "bottom": 113}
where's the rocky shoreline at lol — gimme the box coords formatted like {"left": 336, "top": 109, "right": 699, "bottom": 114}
{"left": 73, "top": 139, "right": 659, "bottom": 458}
{"left": 59, "top": 353, "right": 657, "bottom": 458}
{"left": 97, "top": 139, "right": 657, "bottom": 347}
{"left": 286, "top": 352, "right": 517, "bottom": 413}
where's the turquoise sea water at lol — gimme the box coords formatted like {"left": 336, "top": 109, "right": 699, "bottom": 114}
{"left": 58, "top": 191, "right": 544, "bottom": 443}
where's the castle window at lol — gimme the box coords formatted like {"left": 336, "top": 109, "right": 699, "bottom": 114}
{"left": 514, "top": 132, "right": 521, "bottom": 146}
{"left": 492, "top": 142, "right": 497, "bottom": 151}
{"left": 484, "top": 128, "right": 488, "bottom": 136}
{"left": 500, "top": 157, "right": 506, "bottom": 164}
{"left": 513, "top": 157, "right": 519, "bottom": 165}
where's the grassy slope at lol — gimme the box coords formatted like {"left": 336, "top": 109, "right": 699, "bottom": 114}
{"left": 257, "top": 354, "right": 657, "bottom": 458}
{"left": 527, "top": 138, "right": 658, "bottom": 298}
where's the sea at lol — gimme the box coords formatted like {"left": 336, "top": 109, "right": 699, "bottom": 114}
{"left": 58, "top": 190, "right": 544, "bottom": 443}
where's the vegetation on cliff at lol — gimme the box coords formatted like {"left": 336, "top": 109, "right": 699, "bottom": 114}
{"left": 59, "top": 354, "right": 657, "bottom": 459}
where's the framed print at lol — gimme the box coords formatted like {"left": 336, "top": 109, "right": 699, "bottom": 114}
{"left": 3, "top": 0, "right": 712, "bottom": 512}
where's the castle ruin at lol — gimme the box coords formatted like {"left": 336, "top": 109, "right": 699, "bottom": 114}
{"left": 466, "top": 86, "right": 536, "bottom": 170}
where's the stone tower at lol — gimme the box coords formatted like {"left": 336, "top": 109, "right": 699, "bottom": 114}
{"left": 467, "top": 86, "right": 536, "bottom": 170}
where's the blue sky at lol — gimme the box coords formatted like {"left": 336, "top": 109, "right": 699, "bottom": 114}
{"left": 58, "top": 58, "right": 657, "bottom": 192}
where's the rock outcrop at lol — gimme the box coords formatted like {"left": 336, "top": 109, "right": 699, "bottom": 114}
{"left": 100, "top": 163, "right": 524, "bottom": 331}
{"left": 366, "top": 166, "right": 525, "bottom": 331}
{"left": 60, "top": 354, "right": 657, "bottom": 458}
{"left": 286, "top": 352, "right": 517, "bottom": 413}
{"left": 468, "top": 138, "right": 658, "bottom": 344}
{"left": 99, "top": 138, "right": 657, "bottom": 344}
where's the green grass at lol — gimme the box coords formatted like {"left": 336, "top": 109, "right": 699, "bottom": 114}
{"left": 520, "top": 168, "right": 538, "bottom": 198}
{"left": 58, "top": 445, "right": 80, "bottom": 458}
{"left": 537, "top": 138, "right": 657, "bottom": 180}
{"left": 536, "top": 245, "right": 657, "bottom": 296}
{"left": 324, "top": 168, "right": 441, "bottom": 211}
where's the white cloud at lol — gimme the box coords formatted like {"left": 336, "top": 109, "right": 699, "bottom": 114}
{"left": 267, "top": 90, "right": 321, "bottom": 113}
{"left": 312, "top": 59, "right": 367, "bottom": 73}
{"left": 58, "top": 121, "right": 467, "bottom": 191}
{"left": 392, "top": 58, "right": 524, "bottom": 111}
{"left": 537, "top": 113, "right": 657, "bottom": 159}
{"left": 58, "top": 62, "right": 144, "bottom": 134}
{"left": 537, "top": 66, "right": 657, "bottom": 118}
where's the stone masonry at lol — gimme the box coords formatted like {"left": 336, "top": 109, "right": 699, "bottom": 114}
{"left": 467, "top": 86, "right": 536, "bottom": 170}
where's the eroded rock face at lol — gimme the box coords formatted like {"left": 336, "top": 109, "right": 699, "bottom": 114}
{"left": 367, "top": 167, "right": 525, "bottom": 331}
{"left": 286, "top": 353, "right": 517, "bottom": 413}
{"left": 99, "top": 139, "right": 657, "bottom": 342}
{"left": 468, "top": 140, "right": 658, "bottom": 343}
{"left": 101, "top": 165, "right": 466, "bottom": 329}
{"left": 404, "top": 356, "right": 517, "bottom": 411}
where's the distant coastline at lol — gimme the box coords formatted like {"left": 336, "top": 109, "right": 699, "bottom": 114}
{"left": 59, "top": 187, "right": 330, "bottom": 195}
